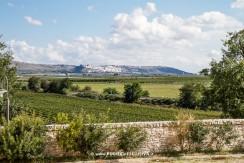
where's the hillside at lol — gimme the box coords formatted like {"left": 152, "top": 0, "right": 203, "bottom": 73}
{"left": 13, "top": 61, "right": 192, "bottom": 76}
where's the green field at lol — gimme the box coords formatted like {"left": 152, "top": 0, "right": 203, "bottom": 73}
{"left": 76, "top": 83, "right": 182, "bottom": 98}
{"left": 19, "top": 76, "right": 209, "bottom": 98}
{"left": 19, "top": 76, "right": 209, "bottom": 84}
{"left": 15, "top": 91, "right": 221, "bottom": 123}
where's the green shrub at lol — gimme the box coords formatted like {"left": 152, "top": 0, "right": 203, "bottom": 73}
{"left": 0, "top": 113, "right": 46, "bottom": 160}
{"left": 175, "top": 111, "right": 195, "bottom": 152}
{"left": 40, "top": 79, "right": 50, "bottom": 92}
{"left": 103, "top": 87, "right": 119, "bottom": 95}
{"left": 28, "top": 77, "right": 41, "bottom": 92}
{"left": 57, "top": 112, "right": 110, "bottom": 157}
{"left": 141, "top": 90, "right": 150, "bottom": 97}
{"left": 82, "top": 86, "right": 92, "bottom": 92}
{"left": 208, "top": 122, "right": 237, "bottom": 151}
{"left": 187, "top": 122, "right": 209, "bottom": 152}
{"left": 139, "top": 97, "right": 177, "bottom": 106}
{"left": 70, "top": 84, "right": 80, "bottom": 92}
{"left": 77, "top": 91, "right": 100, "bottom": 99}
{"left": 102, "top": 94, "right": 123, "bottom": 101}
{"left": 47, "top": 78, "right": 71, "bottom": 94}
{"left": 117, "top": 126, "right": 147, "bottom": 152}
{"left": 55, "top": 112, "right": 69, "bottom": 124}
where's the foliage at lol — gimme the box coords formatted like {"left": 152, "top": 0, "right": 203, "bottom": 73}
{"left": 40, "top": 79, "right": 50, "bottom": 92}
{"left": 116, "top": 126, "right": 147, "bottom": 152}
{"left": 210, "top": 29, "right": 244, "bottom": 118}
{"left": 139, "top": 97, "right": 178, "bottom": 106}
{"left": 15, "top": 91, "right": 221, "bottom": 123}
{"left": 0, "top": 113, "right": 46, "bottom": 160}
{"left": 28, "top": 77, "right": 41, "bottom": 92}
{"left": 141, "top": 90, "right": 150, "bottom": 97}
{"left": 178, "top": 83, "right": 205, "bottom": 109}
{"left": 199, "top": 68, "right": 209, "bottom": 76}
{"left": 70, "top": 84, "right": 80, "bottom": 92}
{"left": 123, "top": 83, "right": 143, "bottom": 103}
{"left": 175, "top": 111, "right": 195, "bottom": 152}
{"left": 57, "top": 112, "right": 110, "bottom": 157}
{"left": 102, "top": 94, "right": 123, "bottom": 101}
{"left": 0, "top": 38, "right": 17, "bottom": 94}
{"left": 187, "top": 122, "right": 209, "bottom": 152}
{"left": 55, "top": 112, "right": 69, "bottom": 124}
{"left": 77, "top": 86, "right": 100, "bottom": 99}
{"left": 103, "top": 87, "right": 119, "bottom": 95}
{"left": 48, "top": 78, "right": 71, "bottom": 94}
{"left": 208, "top": 122, "right": 237, "bottom": 151}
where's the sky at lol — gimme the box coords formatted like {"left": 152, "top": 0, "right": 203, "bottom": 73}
{"left": 0, "top": 0, "right": 244, "bottom": 73}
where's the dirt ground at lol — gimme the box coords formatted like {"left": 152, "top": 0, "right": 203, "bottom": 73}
{"left": 65, "top": 154, "right": 244, "bottom": 163}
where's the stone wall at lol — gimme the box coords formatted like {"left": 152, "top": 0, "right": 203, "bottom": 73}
{"left": 45, "top": 119, "right": 244, "bottom": 157}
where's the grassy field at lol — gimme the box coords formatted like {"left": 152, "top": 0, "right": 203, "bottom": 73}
{"left": 15, "top": 91, "right": 221, "bottom": 123}
{"left": 76, "top": 83, "right": 181, "bottom": 98}
{"left": 19, "top": 76, "right": 209, "bottom": 84}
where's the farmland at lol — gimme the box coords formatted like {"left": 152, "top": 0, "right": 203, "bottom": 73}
{"left": 19, "top": 76, "right": 210, "bottom": 98}
{"left": 15, "top": 91, "right": 221, "bottom": 123}
{"left": 76, "top": 83, "right": 181, "bottom": 98}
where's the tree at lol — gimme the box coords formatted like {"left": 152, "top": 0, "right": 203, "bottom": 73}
{"left": 0, "top": 38, "right": 17, "bottom": 120}
{"left": 178, "top": 83, "right": 204, "bottom": 109}
{"left": 123, "top": 83, "right": 143, "bottom": 103}
{"left": 210, "top": 29, "right": 244, "bottom": 118}
{"left": 0, "top": 38, "right": 16, "bottom": 94}
{"left": 199, "top": 68, "right": 209, "bottom": 76}
{"left": 40, "top": 79, "right": 50, "bottom": 92}
{"left": 28, "top": 77, "right": 41, "bottom": 92}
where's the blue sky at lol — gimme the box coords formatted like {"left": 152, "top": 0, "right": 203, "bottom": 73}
{"left": 0, "top": 0, "right": 244, "bottom": 72}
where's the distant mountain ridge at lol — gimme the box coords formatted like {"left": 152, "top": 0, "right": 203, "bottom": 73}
{"left": 13, "top": 61, "right": 192, "bottom": 75}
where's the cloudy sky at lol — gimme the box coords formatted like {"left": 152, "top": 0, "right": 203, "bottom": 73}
{"left": 1, "top": 0, "right": 244, "bottom": 72}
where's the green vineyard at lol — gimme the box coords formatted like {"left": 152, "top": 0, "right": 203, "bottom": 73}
{"left": 15, "top": 91, "right": 221, "bottom": 124}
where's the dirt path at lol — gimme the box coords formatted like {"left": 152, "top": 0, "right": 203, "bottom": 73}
{"left": 64, "top": 154, "right": 244, "bottom": 163}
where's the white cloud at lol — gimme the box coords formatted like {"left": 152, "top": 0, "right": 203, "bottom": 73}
{"left": 144, "top": 2, "right": 157, "bottom": 14}
{"left": 10, "top": 3, "right": 243, "bottom": 72}
{"left": 231, "top": 0, "right": 244, "bottom": 9}
{"left": 24, "top": 16, "right": 43, "bottom": 26}
{"left": 87, "top": 5, "right": 95, "bottom": 11}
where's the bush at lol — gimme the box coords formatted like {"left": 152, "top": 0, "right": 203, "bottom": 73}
{"left": 103, "top": 87, "right": 119, "bottom": 95}
{"left": 187, "top": 122, "right": 209, "bottom": 152}
{"left": 82, "top": 86, "right": 92, "bottom": 92}
{"left": 0, "top": 114, "right": 46, "bottom": 160}
{"left": 57, "top": 112, "right": 110, "bottom": 157}
{"left": 77, "top": 90, "right": 100, "bottom": 99}
{"left": 208, "top": 122, "right": 237, "bottom": 151}
{"left": 70, "top": 84, "right": 80, "bottom": 92}
{"left": 28, "top": 77, "right": 41, "bottom": 92}
{"left": 55, "top": 112, "right": 69, "bottom": 124}
{"left": 40, "top": 79, "right": 50, "bottom": 92}
{"left": 48, "top": 78, "right": 71, "bottom": 94}
{"left": 102, "top": 94, "right": 123, "bottom": 101}
{"left": 124, "top": 83, "right": 143, "bottom": 103}
{"left": 116, "top": 126, "right": 147, "bottom": 152}
{"left": 77, "top": 86, "right": 100, "bottom": 99}
{"left": 141, "top": 90, "right": 150, "bottom": 97}
{"left": 175, "top": 111, "right": 195, "bottom": 152}
{"left": 139, "top": 97, "right": 177, "bottom": 106}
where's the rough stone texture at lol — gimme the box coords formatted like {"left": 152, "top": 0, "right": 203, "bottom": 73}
{"left": 45, "top": 119, "right": 244, "bottom": 157}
